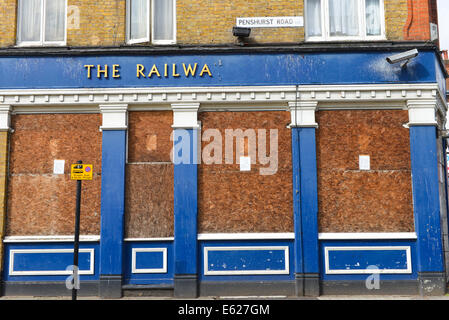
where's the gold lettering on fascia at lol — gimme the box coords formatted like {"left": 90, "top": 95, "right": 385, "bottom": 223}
{"left": 84, "top": 63, "right": 213, "bottom": 79}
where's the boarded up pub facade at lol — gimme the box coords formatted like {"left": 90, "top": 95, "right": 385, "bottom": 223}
{"left": 0, "top": 0, "right": 448, "bottom": 298}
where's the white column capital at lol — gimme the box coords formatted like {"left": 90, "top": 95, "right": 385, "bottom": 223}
{"left": 406, "top": 99, "right": 438, "bottom": 127}
{"left": 288, "top": 101, "right": 318, "bottom": 128}
{"left": 171, "top": 103, "right": 200, "bottom": 129}
{"left": 99, "top": 104, "right": 128, "bottom": 131}
{"left": 0, "top": 105, "right": 12, "bottom": 132}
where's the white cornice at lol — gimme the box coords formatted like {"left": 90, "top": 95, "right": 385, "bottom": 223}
{"left": 0, "top": 83, "right": 445, "bottom": 115}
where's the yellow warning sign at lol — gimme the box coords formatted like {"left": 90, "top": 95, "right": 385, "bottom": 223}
{"left": 71, "top": 164, "right": 93, "bottom": 180}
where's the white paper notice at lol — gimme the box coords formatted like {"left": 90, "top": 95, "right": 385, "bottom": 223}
{"left": 240, "top": 156, "right": 251, "bottom": 171}
{"left": 53, "top": 160, "right": 65, "bottom": 174}
{"left": 359, "top": 155, "right": 370, "bottom": 171}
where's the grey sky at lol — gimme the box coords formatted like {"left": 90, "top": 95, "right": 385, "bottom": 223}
{"left": 438, "top": 0, "right": 449, "bottom": 51}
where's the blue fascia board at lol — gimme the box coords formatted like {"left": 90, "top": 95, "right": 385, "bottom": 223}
{"left": 0, "top": 50, "right": 440, "bottom": 89}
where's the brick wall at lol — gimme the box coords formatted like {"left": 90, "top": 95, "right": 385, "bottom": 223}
{"left": 178, "top": 0, "right": 409, "bottom": 43}
{"left": 0, "top": 0, "right": 428, "bottom": 47}
{"left": 0, "top": 0, "right": 16, "bottom": 47}
{"left": 443, "top": 50, "right": 449, "bottom": 101}
{"left": 384, "top": 0, "right": 409, "bottom": 40}
{"left": 0, "top": 132, "right": 8, "bottom": 272}
{"left": 66, "top": 0, "right": 126, "bottom": 46}
{"left": 444, "top": 51, "right": 449, "bottom": 99}
{"left": 177, "top": 0, "right": 304, "bottom": 44}
{"left": 403, "top": 0, "right": 438, "bottom": 41}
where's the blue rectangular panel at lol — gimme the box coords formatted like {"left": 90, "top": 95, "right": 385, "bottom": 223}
{"left": 11, "top": 249, "right": 93, "bottom": 275}
{"left": 134, "top": 250, "right": 165, "bottom": 272}
{"left": 205, "top": 247, "right": 289, "bottom": 275}
{"left": 325, "top": 247, "right": 411, "bottom": 274}
{"left": 3, "top": 243, "right": 99, "bottom": 281}
{"left": 135, "top": 251, "right": 164, "bottom": 269}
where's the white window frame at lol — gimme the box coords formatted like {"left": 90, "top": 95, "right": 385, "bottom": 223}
{"left": 17, "top": 0, "right": 67, "bottom": 47}
{"left": 305, "top": 0, "right": 386, "bottom": 42}
{"left": 126, "top": 0, "right": 176, "bottom": 45}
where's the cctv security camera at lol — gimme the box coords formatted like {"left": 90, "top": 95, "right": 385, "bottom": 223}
{"left": 386, "top": 49, "right": 419, "bottom": 68}
{"left": 233, "top": 27, "right": 251, "bottom": 38}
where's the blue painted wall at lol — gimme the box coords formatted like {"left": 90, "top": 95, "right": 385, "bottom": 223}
{"left": 0, "top": 50, "right": 440, "bottom": 89}
{"left": 123, "top": 241, "right": 174, "bottom": 285}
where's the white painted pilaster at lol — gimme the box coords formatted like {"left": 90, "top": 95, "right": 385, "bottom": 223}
{"left": 288, "top": 101, "right": 318, "bottom": 128}
{"left": 0, "top": 105, "right": 12, "bottom": 131}
{"left": 406, "top": 99, "right": 438, "bottom": 126}
{"left": 171, "top": 103, "right": 200, "bottom": 129}
{"left": 99, "top": 104, "right": 128, "bottom": 131}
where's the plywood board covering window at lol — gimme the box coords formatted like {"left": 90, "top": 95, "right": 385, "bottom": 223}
{"left": 125, "top": 111, "right": 174, "bottom": 238}
{"left": 6, "top": 114, "right": 102, "bottom": 236}
{"left": 316, "top": 110, "right": 414, "bottom": 233}
{"left": 198, "top": 111, "right": 293, "bottom": 233}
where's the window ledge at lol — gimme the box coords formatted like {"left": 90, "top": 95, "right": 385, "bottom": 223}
{"left": 15, "top": 42, "right": 67, "bottom": 48}
{"left": 305, "top": 37, "right": 387, "bottom": 43}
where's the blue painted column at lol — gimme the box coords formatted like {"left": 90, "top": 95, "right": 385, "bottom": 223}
{"left": 98, "top": 105, "right": 128, "bottom": 298}
{"left": 292, "top": 127, "right": 304, "bottom": 291}
{"left": 289, "top": 101, "right": 320, "bottom": 296}
{"left": 409, "top": 124, "right": 446, "bottom": 295}
{"left": 172, "top": 103, "right": 200, "bottom": 298}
